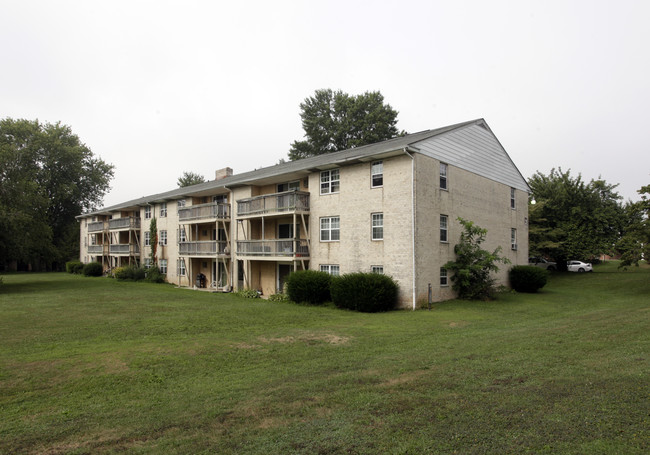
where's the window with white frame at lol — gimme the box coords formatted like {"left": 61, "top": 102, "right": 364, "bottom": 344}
{"left": 177, "top": 199, "right": 186, "bottom": 211}
{"left": 371, "top": 161, "right": 383, "bottom": 187}
{"left": 371, "top": 265, "right": 384, "bottom": 274}
{"left": 159, "top": 259, "right": 167, "bottom": 274}
{"left": 320, "top": 264, "right": 340, "bottom": 276}
{"left": 320, "top": 216, "right": 340, "bottom": 241}
{"left": 144, "top": 206, "right": 152, "bottom": 219}
{"left": 144, "top": 258, "right": 152, "bottom": 268}
{"left": 144, "top": 231, "right": 150, "bottom": 246}
{"left": 179, "top": 228, "right": 186, "bottom": 242}
{"left": 440, "top": 267, "right": 448, "bottom": 286}
{"left": 440, "top": 163, "right": 448, "bottom": 190}
{"left": 320, "top": 169, "right": 340, "bottom": 194}
{"left": 372, "top": 213, "right": 383, "bottom": 240}
{"left": 440, "top": 215, "right": 448, "bottom": 242}
{"left": 177, "top": 259, "right": 186, "bottom": 276}
{"left": 511, "top": 228, "right": 517, "bottom": 250}
{"left": 160, "top": 202, "right": 167, "bottom": 217}
{"left": 510, "top": 188, "right": 516, "bottom": 209}
{"left": 160, "top": 230, "right": 167, "bottom": 246}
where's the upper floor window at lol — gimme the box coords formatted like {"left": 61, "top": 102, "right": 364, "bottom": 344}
{"left": 160, "top": 202, "right": 167, "bottom": 217}
{"left": 179, "top": 228, "right": 186, "bottom": 243}
{"left": 213, "top": 194, "right": 227, "bottom": 204}
{"left": 371, "top": 265, "right": 384, "bottom": 274}
{"left": 320, "top": 169, "right": 340, "bottom": 194}
{"left": 440, "top": 267, "right": 448, "bottom": 286}
{"left": 320, "top": 216, "right": 340, "bottom": 241}
{"left": 371, "top": 161, "right": 383, "bottom": 187}
{"left": 440, "top": 215, "right": 448, "bottom": 242}
{"left": 144, "top": 231, "right": 150, "bottom": 246}
{"left": 440, "top": 163, "right": 448, "bottom": 190}
{"left": 177, "top": 199, "right": 186, "bottom": 210}
{"left": 277, "top": 181, "right": 300, "bottom": 193}
{"left": 320, "top": 264, "right": 340, "bottom": 276}
{"left": 372, "top": 213, "right": 383, "bottom": 240}
{"left": 510, "top": 188, "right": 516, "bottom": 209}
{"left": 511, "top": 228, "right": 517, "bottom": 250}
{"left": 159, "top": 230, "right": 168, "bottom": 246}
{"left": 144, "top": 206, "right": 152, "bottom": 219}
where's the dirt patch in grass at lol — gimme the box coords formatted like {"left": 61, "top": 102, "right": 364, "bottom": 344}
{"left": 378, "top": 369, "right": 430, "bottom": 387}
{"left": 233, "top": 332, "right": 351, "bottom": 349}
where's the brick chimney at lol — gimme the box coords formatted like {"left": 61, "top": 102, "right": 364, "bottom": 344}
{"left": 215, "top": 167, "right": 233, "bottom": 181}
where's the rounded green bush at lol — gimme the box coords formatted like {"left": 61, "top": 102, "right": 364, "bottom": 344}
{"left": 330, "top": 272, "right": 399, "bottom": 312}
{"left": 285, "top": 270, "right": 331, "bottom": 304}
{"left": 145, "top": 266, "right": 165, "bottom": 283}
{"left": 509, "top": 265, "right": 548, "bottom": 293}
{"left": 66, "top": 260, "right": 82, "bottom": 274}
{"left": 82, "top": 262, "right": 103, "bottom": 277}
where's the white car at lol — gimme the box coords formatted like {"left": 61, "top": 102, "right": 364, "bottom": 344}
{"left": 567, "top": 260, "right": 593, "bottom": 272}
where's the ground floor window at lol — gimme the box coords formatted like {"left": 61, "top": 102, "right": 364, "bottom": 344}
{"left": 159, "top": 259, "right": 167, "bottom": 274}
{"left": 177, "top": 259, "right": 186, "bottom": 276}
{"left": 320, "top": 264, "right": 340, "bottom": 276}
{"left": 440, "top": 267, "right": 448, "bottom": 286}
{"left": 371, "top": 265, "right": 384, "bottom": 274}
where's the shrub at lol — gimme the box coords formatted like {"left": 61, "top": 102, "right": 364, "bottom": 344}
{"left": 114, "top": 265, "right": 145, "bottom": 281}
{"left": 111, "top": 267, "right": 124, "bottom": 279}
{"left": 235, "top": 289, "right": 260, "bottom": 299}
{"left": 145, "top": 266, "right": 165, "bottom": 283}
{"left": 509, "top": 266, "right": 548, "bottom": 293}
{"left": 285, "top": 270, "right": 331, "bottom": 305}
{"left": 66, "top": 260, "right": 83, "bottom": 274}
{"left": 330, "top": 272, "right": 399, "bottom": 312}
{"left": 82, "top": 262, "right": 103, "bottom": 277}
{"left": 268, "top": 293, "right": 290, "bottom": 302}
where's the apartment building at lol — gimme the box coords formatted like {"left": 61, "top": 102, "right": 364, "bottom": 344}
{"left": 78, "top": 119, "right": 530, "bottom": 308}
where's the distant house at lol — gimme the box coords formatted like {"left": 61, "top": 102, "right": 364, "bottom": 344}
{"left": 77, "top": 119, "right": 530, "bottom": 308}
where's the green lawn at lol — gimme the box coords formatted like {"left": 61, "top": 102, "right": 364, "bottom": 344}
{"left": 1, "top": 263, "right": 648, "bottom": 454}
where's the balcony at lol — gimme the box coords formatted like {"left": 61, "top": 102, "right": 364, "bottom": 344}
{"left": 179, "top": 241, "right": 229, "bottom": 256}
{"left": 237, "top": 191, "right": 309, "bottom": 217}
{"left": 236, "top": 239, "right": 309, "bottom": 258}
{"left": 109, "top": 244, "right": 140, "bottom": 255}
{"left": 88, "top": 245, "right": 106, "bottom": 254}
{"left": 88, "top": 221, "right": 106, "bottom": 232}
{"left": 178, "top": 203, "right": 230, "bottom": 222}
{"left": 108, "top": 217, "right": 141, "bottom": 231}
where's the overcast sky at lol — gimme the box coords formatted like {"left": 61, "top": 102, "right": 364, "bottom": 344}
{"left": 2, "top": 0, "right": 648, "bottom": 207}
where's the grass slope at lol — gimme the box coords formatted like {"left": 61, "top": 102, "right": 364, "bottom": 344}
{"left": 0, "top": 263, "right": 648, "bottom": 454}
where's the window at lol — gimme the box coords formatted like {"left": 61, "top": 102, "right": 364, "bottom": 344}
{"left": 371, "top": 265, "right": 384, "bottom": 274}
{"left": 177, "top": 199, "right": 186, "bottom": 212}
{"left": 510, "top": 188, "right": 516, "bottom": 209}
{"left": 320, "top": 169, "right": 340, "bottom": 194}
{"left": 440, "top": 215, "right": 448, "bottom": 242}
{"left": 160, "top": 230, "right": 167, "bottom": 246}
{"left": 440, "top": 163, "right": 448, "bottom": 190}
{"left": 144, "top": 258, "right": 152, "bottom": 268}
{"left": 372, "top": 213, "right": 383, "bottom": 240}
{"left": 371, "top": 161, "right": 383, "bottom": 187}
{"left": 177, "top": 259, "right": 186, "bottom": 276}
{"left": 277, "top": 181, "right": 300, "bottom": 192}
{"left": 213, "top": 194, "right": 227, "bottom": 204}
{"left": 511, "top": 228, "right": 517, "bottom": 250}
{"left": 320, "top": 264, "right": 340, "bottom": 276}
{"left": 144, "top": 231, "right": 150, "bottom": 246}
{"left": 144, "top": 206, "right": 152, "bottom": 219}
{"left": 440, "top": 267, "right": 448, "bottom": 286}
{"left": 320, "top": 216, "right": 340, "bottom": 241}
{"left": 159, "top": 259, "right": 167, "bottom": 274}
{"left": 179, "top": 228, "right": 186, "bottom": 242}
{"left": 160, "top": 202, "right": 167, "bottom": 217}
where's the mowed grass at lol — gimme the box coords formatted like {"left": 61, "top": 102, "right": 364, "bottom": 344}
{"left": 0, "top": 263, "right": 648, "bottom": 454}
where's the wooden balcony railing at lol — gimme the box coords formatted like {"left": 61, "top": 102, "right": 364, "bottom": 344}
{"left": 178, "top": 203, "right": 230, "bottom": 222}
{"left": 88, "top": 221, "right": 106, "bottom": 232}
{"left": 237, "top": 191, "right": 309, "bottom": 217}
{"left": 236, "top": 239, "right": 309, "bottom": 257}
{"left": 179, "top": 241, "right": 229, "bottom": 256}
{"left": 108, "top": 217, "right": 141, "bottom": 230}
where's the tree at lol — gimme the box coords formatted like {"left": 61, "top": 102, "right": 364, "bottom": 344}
{"left": 289, "top": 89, "right": 404, "bottom": 160}
{"left": 0, "top": 118, "right": 114, "bottom": 271}
{"left": 616, "top": 184, "right": 650, "bottom": 267}
{"left": 177, "top": 171, "right": 205, "bottom": 187}
{"left": 528, "top": 168, "right": 624, "bottom": 270}
{"left": 149, "top": 217, "right": 158, "bottom": 264}
{"left": 444, "top": 218, "right": 510, "bottom": 300}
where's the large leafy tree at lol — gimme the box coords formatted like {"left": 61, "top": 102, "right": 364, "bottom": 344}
{"left": 289, "top": 89, "right": 404, "bottom": 160}
{"left": 444, "top": 218, "right": 510, "bottom": 300}
{"left": 528, "top": 168, "right": 624, "bottom": 269}
{"left": 177, "top": 171, "right": 205, "bottom": 187}
{"left": 616, "top": 184, "right": 650, "bottom": 267}
{"left": 0, "top": 118, "right": 114, "bottom": 271}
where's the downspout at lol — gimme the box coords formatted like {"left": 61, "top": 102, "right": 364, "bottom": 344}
{"left": 404, "top": 147, "right": 417, "bottom": 310}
